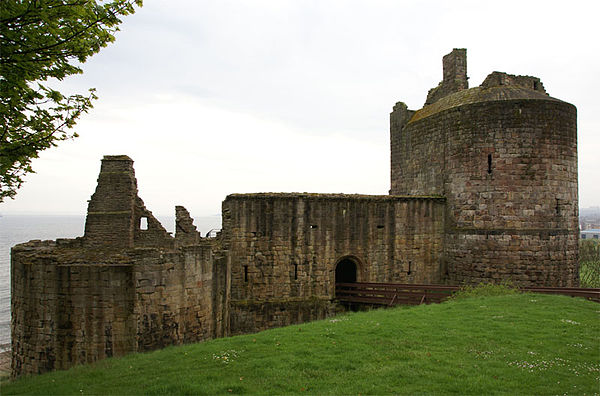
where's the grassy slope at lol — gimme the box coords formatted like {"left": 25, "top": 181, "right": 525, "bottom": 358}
{"left": 2, "top": 293, "right": 599, "bottom": 395}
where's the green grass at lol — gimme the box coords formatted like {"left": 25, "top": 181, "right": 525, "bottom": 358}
{"left": 450, "top": 281, "right": 520, "bottom": 300}
{"left": 580, "top": 239, "right": 600, "bottom": 288}
{"left": 2, "top": 293, "right": 599, "bottom": 395}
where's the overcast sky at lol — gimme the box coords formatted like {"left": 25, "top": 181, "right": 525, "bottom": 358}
{"left": 2, "top": 0, "right": 599, "bottom": 217}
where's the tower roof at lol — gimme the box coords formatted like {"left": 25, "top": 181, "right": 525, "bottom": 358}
{"left": 410, "top": 83, "right": 564, "bottom": 124}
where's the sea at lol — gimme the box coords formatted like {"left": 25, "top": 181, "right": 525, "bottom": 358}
{"left": 0, "top": 214, "right": 221, "bottom": 353}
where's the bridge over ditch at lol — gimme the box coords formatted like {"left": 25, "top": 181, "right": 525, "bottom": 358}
{"left": 335, "top": 282, "right": 600, "bottom": 306}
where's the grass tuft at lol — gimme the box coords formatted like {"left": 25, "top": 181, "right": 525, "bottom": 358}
{"left": 450, "top": 281, "right": 520, "bottom": 300}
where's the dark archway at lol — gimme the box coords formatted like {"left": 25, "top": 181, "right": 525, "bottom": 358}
{"left": 335, "top": 258, "right": 357, "bottom": 284}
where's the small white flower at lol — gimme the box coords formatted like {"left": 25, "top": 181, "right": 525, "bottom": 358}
{"left": 560, "top": 319, "right": 580, "bottom": 325}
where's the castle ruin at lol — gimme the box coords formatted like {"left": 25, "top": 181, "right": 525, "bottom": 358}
{"left": 11, "top": 49, "right": 579, "bottom": 377}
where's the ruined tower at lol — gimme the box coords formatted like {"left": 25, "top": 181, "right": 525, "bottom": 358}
{"left": 390, "top": 48, "right": 579, "bottom": 286}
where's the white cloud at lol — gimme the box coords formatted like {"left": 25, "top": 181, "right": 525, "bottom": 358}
{"left": 2, "top": 0, "right": 599, "bottom": 216}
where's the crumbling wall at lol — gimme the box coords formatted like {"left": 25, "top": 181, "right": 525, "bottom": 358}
{"left": 11, "top": 157, "right": 221, "bottom": 378}
{"left": 481, "top": 71, "right": 546, "bottom": 93}
{"left": 84, "top": 155, "right": 172, "bottom": 250}
{"left": 222, "top": 193, "right": 445, "bottom": 335}
{"left": 425, "top": 48, "right": 468, "bottom": 105}
{"left": 175, "top": 205, "right": 202, "bottom": 246}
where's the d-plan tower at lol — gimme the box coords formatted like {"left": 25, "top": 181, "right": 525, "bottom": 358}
{"left": 11, "top": 49, "right": 578, "bottom": 377}
{"left": 391, "top": 49, "right": 578, "bottom": 285}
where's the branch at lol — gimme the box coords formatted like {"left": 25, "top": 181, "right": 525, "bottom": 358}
{"left": 15, "top": 2, "right": 131, "bottom": 56}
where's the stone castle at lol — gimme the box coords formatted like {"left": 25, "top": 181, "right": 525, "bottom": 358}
{"left": 11, "top": 49, "right": 579, "bottom": 377}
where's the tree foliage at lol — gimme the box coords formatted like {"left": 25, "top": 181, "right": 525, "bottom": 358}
{"left": 0, "top": 0, "right": 142, "bottom": 202}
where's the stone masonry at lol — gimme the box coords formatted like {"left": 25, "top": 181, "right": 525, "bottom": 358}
{"left": 390, "top": 49, "right": 578, "bottom": 286}
{"left": 11, "top": 49, "right": 579, "bottom": 377}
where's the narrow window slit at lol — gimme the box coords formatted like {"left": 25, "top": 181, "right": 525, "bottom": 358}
{"left": 244, "top": 265, "right": 248, "bottom": 282}
{"left": 294, "top": 263, "right": 298, "bottom": 280}
{"left": 487, "top": 154, "right": 493, "bottom": 174}
{"left": 140, "top": 217, "right": 148, "bottom": 230}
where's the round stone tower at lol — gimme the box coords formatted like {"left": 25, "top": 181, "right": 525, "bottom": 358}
{"left": 390, "top": 49, "right": 579, "bottom": 287}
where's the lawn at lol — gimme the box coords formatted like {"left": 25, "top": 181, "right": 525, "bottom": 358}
{"left": 2, "top": 292, "right": 599, "bottom": 395}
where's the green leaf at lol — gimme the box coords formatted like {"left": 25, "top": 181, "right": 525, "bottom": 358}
{"left": 0, "top": 0, "right": 142, "bottom": 201}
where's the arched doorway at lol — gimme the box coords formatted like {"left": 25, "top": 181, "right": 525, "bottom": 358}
{"left": 335, "top": 257, "right": 358, "bottom": 284}
{"left": 334, "top": 256, "right": 361, "bottom": 311}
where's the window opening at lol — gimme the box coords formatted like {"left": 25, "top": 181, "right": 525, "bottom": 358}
{"left": 140, "top": 217, "right": 148, "bottom": 230}
{"left": 407, "top": 261, "right": 412, "bottom": 275}
{"left": 294, "top": 263, "right": 298, "bottom": 280}
{"left": 487, "top": 154, "right": 492, "bottom": 174}
{"left": 244, "top": 265, "right": 248, "bottom": 282}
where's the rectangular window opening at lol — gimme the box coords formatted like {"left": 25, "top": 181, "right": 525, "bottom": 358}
{"left": 140, "top": 217, "right": 148, "bottom": 230}
{"left": 294, "top": 263, "right": 298, "bottom": 280}
{"left": 244, "top": 265, "right": 248, "bottom": 282}
{"left": 487, "top": 154, "right": 492, "bottom": 174}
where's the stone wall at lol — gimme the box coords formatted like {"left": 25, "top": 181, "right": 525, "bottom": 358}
{"left": 442, "top": 98, "right": 579, "bottom": 286}
{"left": 132, "top": 243, "right": 219, "bottom": 351}
{"left": 11, "top": 239, "right": 223, "bottom": 377}
{"left": 222, "top": 193, "right": 446, "bottom": 335}
{"left": 11, "top": 240, "right": 135, "bottom": 376}
{"left": 390, "top": 103, "right": 444, "bottom": 196}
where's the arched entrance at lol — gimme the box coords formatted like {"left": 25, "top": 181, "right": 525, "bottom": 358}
{"left": 334, "top": 256, "right": 362, "bottom": 311}
{"left": 335, "top": 258, "right": 357, "bottom": 284}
